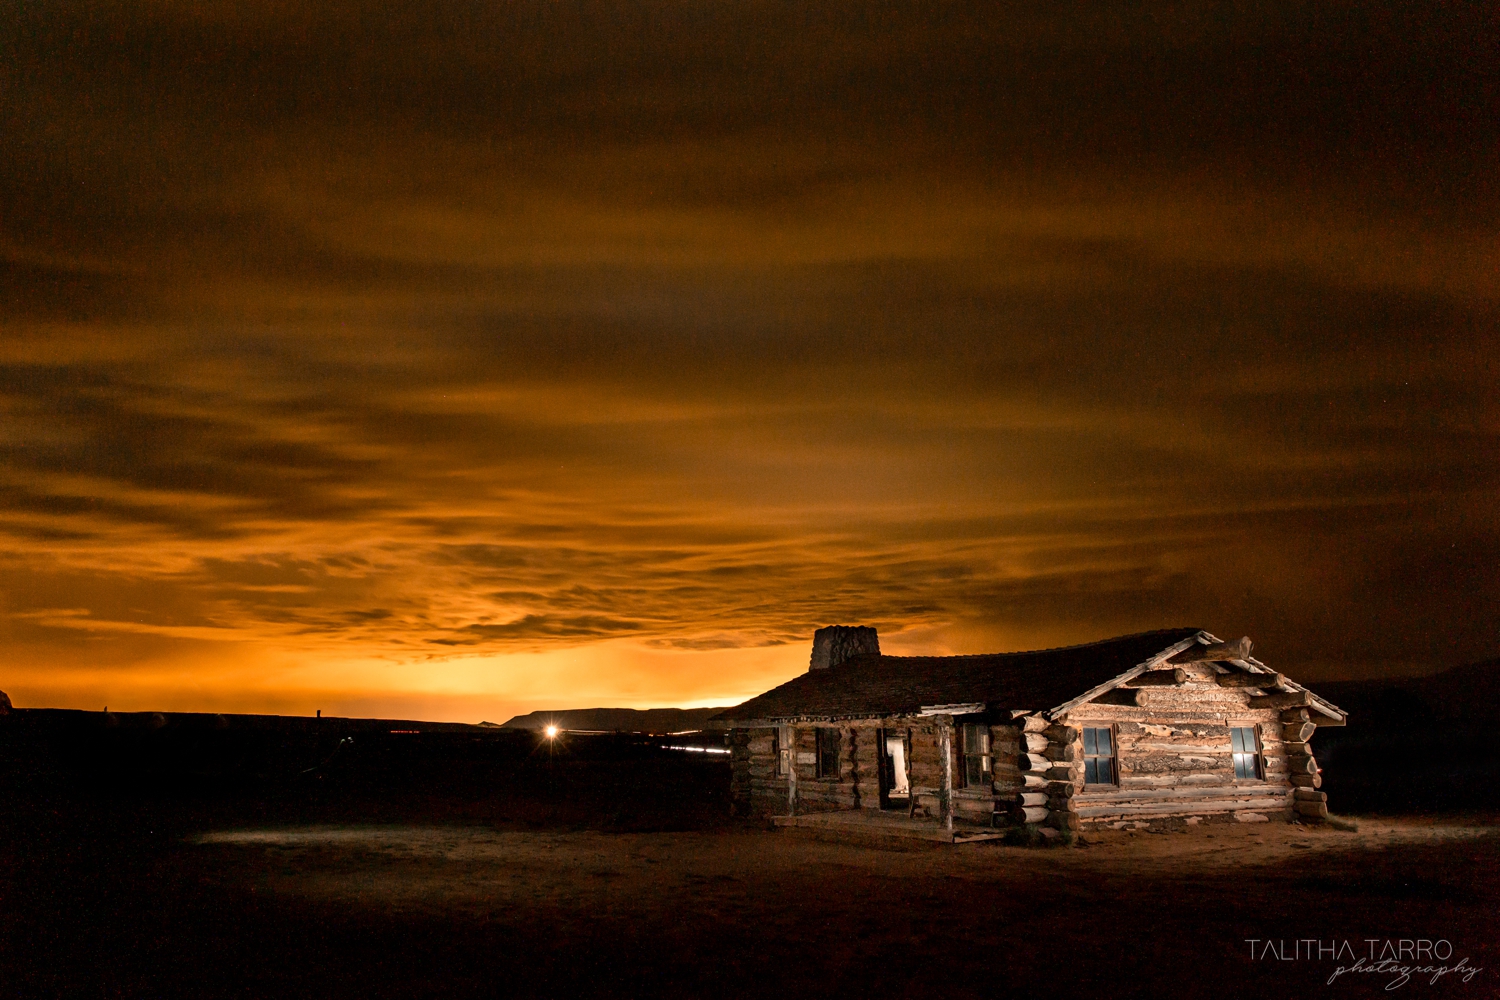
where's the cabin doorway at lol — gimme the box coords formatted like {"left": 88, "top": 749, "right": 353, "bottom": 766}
{"left": 880, "top": 730, "right": 910, "bottom": 807}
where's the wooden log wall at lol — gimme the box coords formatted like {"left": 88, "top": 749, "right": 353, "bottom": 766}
{"left": 731, "top": 716, "right": 1028, "bottom": 827}
{"left": 1054, "top": 662, "right": 1324, "bottom": 827}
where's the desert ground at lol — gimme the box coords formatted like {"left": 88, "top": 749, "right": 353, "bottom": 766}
{"left": 3, "top": 722, "right": 1496, "bottom": 998}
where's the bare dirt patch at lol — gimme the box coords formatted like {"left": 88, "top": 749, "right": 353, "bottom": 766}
{"left": 165, "top": 818, "right": 1500, "bottom": 998}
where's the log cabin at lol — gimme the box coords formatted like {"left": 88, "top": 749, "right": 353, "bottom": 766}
{"left": 715, "top": 627, "right": 1346, "bottom": 841}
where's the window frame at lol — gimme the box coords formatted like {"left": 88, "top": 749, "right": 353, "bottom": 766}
{"left": 958, "top": 723, "right": 992, "bottom": 789}
{"left": 815, "top": 727, "right": 841, "bottom": 779}
{"left": 1082, "top": 725, "right": 1118, "bottom": 787}
{"left": 1229, "top": 723, "right": 1264, "bottom": 781}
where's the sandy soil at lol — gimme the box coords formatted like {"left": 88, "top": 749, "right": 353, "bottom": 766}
{"left": 195, "top": 817, "right": 1489, "bottom": 915}
{"left": 149, "top": 818, "right": 1498, "bottom": 998}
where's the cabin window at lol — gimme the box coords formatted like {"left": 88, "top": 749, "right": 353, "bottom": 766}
{"left": 1231, "top": 725, "right": 1263, "bottom": 780}
{"left": 775, "top": 726, "right": 793, "bottom": 776}
{"left": 1083, "top": 727, "right": 1116, "bottom": 785}
{"left": 816, "top": 727, "right": 841, "bottom": 779}
{"left": 960, "top": 724, "right": 991, "bottom": 788}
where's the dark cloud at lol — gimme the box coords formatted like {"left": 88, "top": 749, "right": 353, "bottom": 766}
{"left": 0, "top": 2, "right": 1495, "bottom": 716}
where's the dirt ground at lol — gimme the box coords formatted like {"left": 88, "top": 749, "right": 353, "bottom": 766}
{"left": 4, "top": 732, "right": 1496, "bottom": 998}
{"left": 13, "top": 815, "right": 1491, "bottom": 998}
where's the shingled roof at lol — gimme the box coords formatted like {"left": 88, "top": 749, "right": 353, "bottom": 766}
{"left": 715, "top": 628, "right": 1205, "bottom": 722}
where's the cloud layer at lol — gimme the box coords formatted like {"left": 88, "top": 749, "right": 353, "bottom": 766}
{"left": 2, "top": 2, "right": 1496, "bottom": 718}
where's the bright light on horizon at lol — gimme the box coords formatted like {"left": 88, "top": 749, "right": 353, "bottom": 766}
{"left": 544, "top": 724, "right": 558, "bottom": 739}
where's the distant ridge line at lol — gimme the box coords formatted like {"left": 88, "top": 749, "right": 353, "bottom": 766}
{"left": 502, "top": 707, "right": 731, "bottom": 733}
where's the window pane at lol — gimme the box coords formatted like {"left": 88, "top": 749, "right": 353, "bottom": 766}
{"left": 1083, "top": 728, "right": 1097, "bottom": 755}
{"left": 1097, "top": 729, "right": 1112, "bottom": 756}
{"left": 1230, "top": 728, "right": 1245, "bottom": 753}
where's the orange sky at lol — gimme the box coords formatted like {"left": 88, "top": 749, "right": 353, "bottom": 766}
{"left": 3, "top": 3, "right": 1497, "bottom": 721}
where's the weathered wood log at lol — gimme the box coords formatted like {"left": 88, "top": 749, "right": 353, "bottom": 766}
{"left": 1014, "top": 805, "right": 1050, "bottom": 824}
{"left": 1122, "top": 753, "right": 1228, "bottom": 774}
{"left": 1293, "top": 787, "right": 1327, "bottom": 802}
{"left": 1076, "top": 784, "right": 1288, "bottom": 803}
{"left": 1021, "top": 774, "right": 1047, "bottom": 789}
{"left": 1044, "top": 724, "right": 1078, "bottom": 744}
{"left": 1019, "top": 792, "right": 1049, "bottom": 807}
{"left": 1168, "top": 636, "right": 1251, "bottom": 663}
{"left": 1285, "top": 754, "right": 1318, "bottom": 775}
{"left": 1049, "top": 811, "right": 1080, "bottom": 832}
{"left": 1249, "top": 690, "right": 1311, "bottom": 710}
{"left": 1022, "top": 715, "right": 1050, "bottom": 733}
{"left": 1075, "top": 796, "right": 1290, "bottom": 819}
{"left": 1045, "top": 780, "right": 1076, "bottom": 799}
{"left": 1045, "top": 766, "right": 1077, "bottom": 782}
{"left": 1024, "top": 732, "right": 1050, "bottom": 753}
{"left": 1280, "top": 707, "right": 1311, "bottom": 723}
{"left": 1216, "top": 671, "right": 1284, "bottom": 688}
{"left": 1289, "top": 772, "right": 1322, "bottom": 788}
{"left": 1017, "top": 752, "right": 1051, "bottom": 772}
{"left": 1283, "top": 721, "right": 1317, "bottom": 743}
{"left": 1045, "top": 743, "right": 1080, "bottom": 763}
{"left": 1295, "top": 799, "right": 1329, "bottom": 820}
{"left": 1125, "top": 668, "right": 1188, "bottom": 687}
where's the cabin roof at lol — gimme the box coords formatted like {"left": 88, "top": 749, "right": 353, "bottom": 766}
{"left": 715, "top": 628, "right": 1206, "bottom": 722}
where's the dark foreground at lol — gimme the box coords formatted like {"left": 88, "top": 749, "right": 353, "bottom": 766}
{"left": 2, "top": 718, "right": 1496, "bottom": 998}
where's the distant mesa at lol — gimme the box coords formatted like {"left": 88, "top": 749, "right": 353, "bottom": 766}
{"left": 501, "top": 707, "right": 730, "bottom": 734}
{"left": 1312, "top": 656, "right": 1500, "bottom": 724}
{"left": 0, "top": 689, "right": 10, "bottom": 714}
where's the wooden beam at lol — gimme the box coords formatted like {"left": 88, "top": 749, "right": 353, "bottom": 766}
{"left": 1295, "top": 799, "right": 1329, "bottom": 820}
{"left": 1014, "top": 805, "right": 1049, "bottom": 824}
{"left": 1017, "top": 752, "right": 1051, "bottom": 772}
{"left": 1124, "top": 668, "right": 1188, "bottom": 687}
{"left": 1283, "top": 721, "right": 1317, "bottom": 743}
{"left": 1044, "top": 724, "right": 1079, "bottom": 744}
{"left": 1167, "top": 636, "right": 1252, "bottom": 663}
{"left": 1075, "top": 796, "right": 1290, "bottom": 819}
{"left": 1290, "top": 772, "right": 1322, "bottom": 788}
{"left": 1216, "top": 671, "right": 1284, "bottom": 689}
{"left": 1249, "top": 690, "right": 1311, "bottom": 711}
{"left": 1286, "top": 754, "right": 1318, "bottom": 775}
{"left": 787, "top": 735, "right": 798, "bottom": 817}
{"left": 920, "top": 703, "right": 986, "bottom": 717}
{"left": 940, "top": 722, "right": 953, "bottom": 835}
{"left": 1076, "top": 785, "right": 1288, "bottom": 804}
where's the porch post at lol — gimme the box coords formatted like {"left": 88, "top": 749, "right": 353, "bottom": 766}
{"left": 939, "top": 718, "right": 953, "bottom": 835}
{"left": 787, "top": 729, "right": 798, "bottom": 817}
